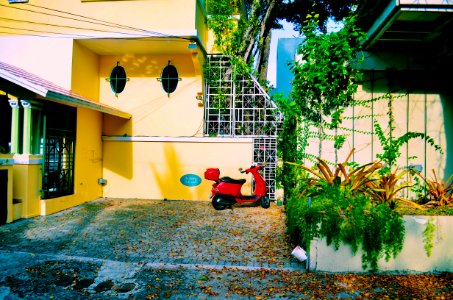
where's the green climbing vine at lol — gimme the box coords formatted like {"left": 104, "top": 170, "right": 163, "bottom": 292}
{"left": 374, "top": 94, "right": 443, "bottom": 174}
{"left": 206, "top": 0, "right": 252, "bottom": 77}
{"left": 279, "top": 14, "right": 430, "bottom": 271}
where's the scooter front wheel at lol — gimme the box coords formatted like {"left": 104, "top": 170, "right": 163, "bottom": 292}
{"left": 260, "top": 196, "right": 270, "bottom": 209}
{"left": 212, "top": 195, "right": 227, "bottom": 210}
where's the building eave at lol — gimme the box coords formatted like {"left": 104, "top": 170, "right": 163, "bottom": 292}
{"left": 0, "top": 60, "right": 131, "bottom": 119}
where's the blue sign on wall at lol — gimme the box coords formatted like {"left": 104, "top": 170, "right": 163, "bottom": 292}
{"left": 180, "top": 174, "right": 202, "bottom": 187}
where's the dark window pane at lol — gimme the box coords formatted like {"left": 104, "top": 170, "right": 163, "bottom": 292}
{"left": 161, "top": 64, "right": 179, "bottom": 94}
{"left": 110, "top": 65, "right": 127, "bottom": 94}
{"left": 42, "top": 104, "right": 76, "bottom": 199}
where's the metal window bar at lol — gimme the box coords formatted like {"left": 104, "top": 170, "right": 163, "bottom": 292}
{"left": 204, "top": 55, "right": 281, "bottom": 200}
{"left": 253, "top": 137, "right": 278, "bottom": 200}
{"left": 42, "top": 135, "right": 75, "bottom": 199}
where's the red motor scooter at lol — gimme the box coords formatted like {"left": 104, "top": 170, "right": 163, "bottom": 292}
{"left": 204, "top": 164, "right": 270, "bottom": 210}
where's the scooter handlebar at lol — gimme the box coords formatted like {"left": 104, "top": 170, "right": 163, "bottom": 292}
{"left": 240, "top": 163, "right": 267, "bottom": 173}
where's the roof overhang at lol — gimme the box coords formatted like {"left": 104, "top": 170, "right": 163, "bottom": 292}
{"left": 75, "top": 30, "right": 206, "bottom": 56}
{"left": 0, "top": 61, "right": 131, "bottom": 119}
{"left": 357, "top": 0, "right": 453, "bottom": 66}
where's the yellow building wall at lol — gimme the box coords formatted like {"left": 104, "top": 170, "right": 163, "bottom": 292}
{"left": 40, "top": 107, "right": 105, "bottom": 215}
{"left": 0, "top": 0, "right": 257, "bottom": 209}
{"left": 12, "top": 155, "right": 42, "bottom": 218}
{"left": 100, "top": 54, "right": 204, "bottom": 137}
{"left": 40, "top": 42, "right": 105, "bottom": 215}
{"left": 72, "top": 41, "right": 100, "bottom": 100}
{"left": 0, "top": 155, "right": 14, "bottom": 223}
{"left": 102, "top": 138, "right": 254, "bottom": 200}
{"left": 0, "top": 0, "right": 200, "bottom": 37}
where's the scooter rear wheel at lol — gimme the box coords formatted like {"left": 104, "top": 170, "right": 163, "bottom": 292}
{"left": 212, "top": 195, "right": 227, "bottom": 210}
{"left": 260, "top": 196, "right": 270, "bottom": 209}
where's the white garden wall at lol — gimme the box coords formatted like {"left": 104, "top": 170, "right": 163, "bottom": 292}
{"left": 308, "top": 216, "right": 453, "bottom": 273}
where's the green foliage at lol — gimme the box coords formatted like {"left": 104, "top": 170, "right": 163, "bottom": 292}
{"left": 284, "top": 151, "right": 409, "bottom": 272}
{"left": 290, "top": 14, "right": 365, "bottom": 129}
{"left": 206, "top": 0, "right": 242, "bottom": 56}
{"left": 374, "top": 94, "right": 443, "bottom": 174}
{"left": 277, "top": 104, "right": 301, "bottom": 200}
{"left": 278, "top": 13, "right": 365, "bottom": 170}
{"left": 286, "top": 148, "right": 379, "bottom": 189}
{"left": 423, "top": 217, "right": 436, "bottom": 257}
{"left": 286, "top": 181, "right": 405, "bottom": 272}
{"left": 410, "top": 175, "right": 428, "bottom": 203}
{"left": 277, "top": 8, "right": 448, "bottom": 275}
{"left": 361, "top": 204, "right": 405, "bottom": 271}
{"left": 206, "top": 0, "right": 253, "bottom": 82}
{"left": 334, "top": 134, "right": 346, "bottom": 150}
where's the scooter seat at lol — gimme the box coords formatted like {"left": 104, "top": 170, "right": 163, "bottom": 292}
{"left": 220, "top": 177, "right": 246, "bottom": 184}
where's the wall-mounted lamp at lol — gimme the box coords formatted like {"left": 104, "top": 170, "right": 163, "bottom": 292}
{"left": 98, "top": 178, "right": 107, "bottom": 186}
{"left": 196, "top": 92, "right": 204, "bottom": 107}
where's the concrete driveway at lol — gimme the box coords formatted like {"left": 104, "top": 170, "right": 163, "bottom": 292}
{"left": 0, "top": 198, "right": 303, "bottom": 299}
{"left": 1, "top": 199, "right": 452, "bottom": 299}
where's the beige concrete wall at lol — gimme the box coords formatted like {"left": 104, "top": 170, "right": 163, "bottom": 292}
{"left": 310, "top": 75, "right": 449, "bottom": 184}
{"left": 308, "top": 216, "right": 453, "bottom": 273}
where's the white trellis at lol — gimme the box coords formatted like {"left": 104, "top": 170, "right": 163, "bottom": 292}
{"left": 204, "top": 55, "right": 280, "bottom": 200}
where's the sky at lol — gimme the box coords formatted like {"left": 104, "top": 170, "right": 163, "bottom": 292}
{"left": 267, "top": 19, "right": 343, "bottom": 87}
{"left": 267, "top": 20, "right": 299, "bottom": 88}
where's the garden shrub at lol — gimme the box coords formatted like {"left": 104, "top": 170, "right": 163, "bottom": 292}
{"left": 286, "top": 179, "right": 405, "bottom": 272}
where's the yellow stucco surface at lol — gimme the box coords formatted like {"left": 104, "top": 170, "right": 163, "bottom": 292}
{"left": 102, "top": 139, "right": 254, "bottom": 200}
{"left": 0, "top": 0, "right": 217, "bottom": 216}
{"left": 0, "top": 0, "right": 201, "bottom": 36}
{"left": 100, "top": 54, "right": 204, "bottom": 137}
{"left": 12, "top": 155, "right": 41, "bottom": 218}
{"left": 0, "top": 155, "right": 14, "bottom": 223}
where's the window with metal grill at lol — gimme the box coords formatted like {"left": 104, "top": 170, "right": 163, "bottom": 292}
{"left": 42, "top": 104, "right": 76, "bottom": 199}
